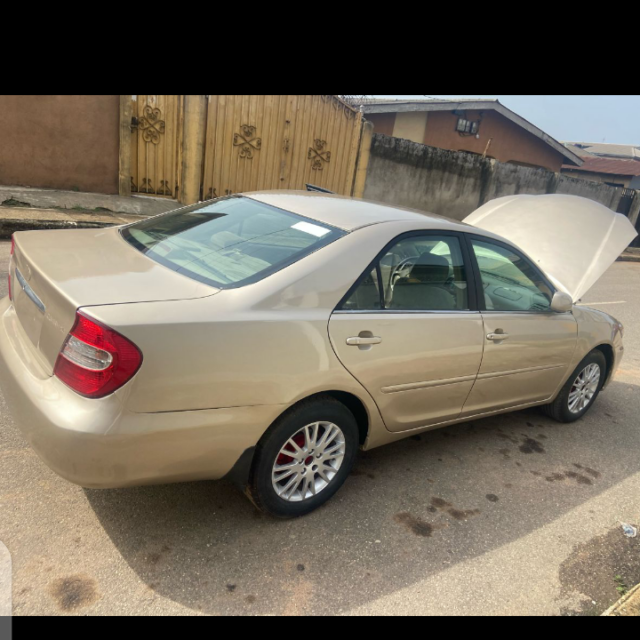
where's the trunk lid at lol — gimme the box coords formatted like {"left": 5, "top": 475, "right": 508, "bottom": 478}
{"left": 10, "top": 227, "right": 217, "bottom": 374}
{"left": 464, "top": 194, "right": 638, "bottom": 301}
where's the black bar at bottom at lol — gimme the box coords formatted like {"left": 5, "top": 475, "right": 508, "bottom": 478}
{"left": 0, "top": 616, "right": 11, "bottom": 639}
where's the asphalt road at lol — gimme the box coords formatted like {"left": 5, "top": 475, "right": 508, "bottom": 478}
{"left": 0, "top": 240, "right": 639, "bottom": 616}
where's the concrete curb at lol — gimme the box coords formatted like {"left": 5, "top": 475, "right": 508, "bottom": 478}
{"left": 0, "top": 185, "right": 177, "bottom": 216}
{"left": 0, "top": 218, "right": 119, "bottom": 239}
{"left": 602, "top": 582, "right": 640, "bottom": 617}
{"left": 618, "top": 254, "right": 640, "bottom": 263}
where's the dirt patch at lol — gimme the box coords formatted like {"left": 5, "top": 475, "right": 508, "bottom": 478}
{"left": 559, "top": 526, "right": 640, "bottom": 615}
{"left": 49, "top": 574, "right": 99, "bottom": 612}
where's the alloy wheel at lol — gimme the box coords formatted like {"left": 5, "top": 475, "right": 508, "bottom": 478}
{"left": 568, "top": 363, "right": 601, "bottom": 414}
{"left": 271, "top": 422, "right": 346, "bottom": 502}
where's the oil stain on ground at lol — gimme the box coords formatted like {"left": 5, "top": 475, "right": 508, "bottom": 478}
{"left": 519, "top": 437, "right": 546, "bottom": 454}
{"left": 542, "top": 467, "right": 601, "bottom": 486}
{"left": 49, "top": 574, "right": 99, "bottom": 612}
{"left": 559, "top": 526, "right": 640, "bottom": 615}
{"left": 573, "top": 463, "right": 601, "bottom": 479}
{"left": 430, "top": 497, "right": 481, "bottom": 521}
{"left": 394, "top": 512, "right": 439, "bottom": 537}
{"left": 145, "top": 544, "right": 172, "bottom": 567}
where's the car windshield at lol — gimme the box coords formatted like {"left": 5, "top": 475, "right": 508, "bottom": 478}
{"left": 121, "top": 196, "right": 345, "bottom": 289}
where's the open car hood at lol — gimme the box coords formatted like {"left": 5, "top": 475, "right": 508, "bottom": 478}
{"left": 464, "top": 194, "right": 638, "bottom": 302}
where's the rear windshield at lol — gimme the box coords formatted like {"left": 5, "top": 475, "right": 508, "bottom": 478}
{"left": 121, "top": 196, "right": 345, "bottom": 289}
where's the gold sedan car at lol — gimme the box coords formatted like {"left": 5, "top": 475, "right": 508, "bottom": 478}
{"left": 0, "top": 192, "right": 635, "bottom": 517}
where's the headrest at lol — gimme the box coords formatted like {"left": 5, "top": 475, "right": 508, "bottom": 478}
{"left": 410, "top": 253, "right": 450, "bottom": 283}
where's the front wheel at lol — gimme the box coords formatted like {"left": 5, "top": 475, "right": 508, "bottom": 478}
{"left": 248, "top": 397, "right": 359, "bottom": 518}
{"left": 542, "top": 350, "right": 607, "bottom": 423}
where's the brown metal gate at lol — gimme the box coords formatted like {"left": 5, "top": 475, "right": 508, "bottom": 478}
{"left": 129, "top": 95, "right": 184, "bottom": 199}
{"left": 202, "top": 95, "right": 363, "bottom": 200}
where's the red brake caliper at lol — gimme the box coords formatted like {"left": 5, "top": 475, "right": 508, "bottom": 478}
{"left": 277, "top": 433, "right": 306, "bottom": 466}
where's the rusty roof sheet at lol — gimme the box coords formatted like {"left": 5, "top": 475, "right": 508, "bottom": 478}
{"left": 562, "top": 156, "right": 640, "bottom": 176}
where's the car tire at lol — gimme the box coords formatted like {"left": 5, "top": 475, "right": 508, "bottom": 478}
{"left": 541, "top": 350, "right": 607, "bottom": 423}
{"left": 247, "top": 396, "right": 359, "bottom": 518}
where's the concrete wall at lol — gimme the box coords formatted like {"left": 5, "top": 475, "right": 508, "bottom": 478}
{"left": 0, "top": 95, "right": 120, "bottom": 195}
{"left": 363, "top": 134, "right": 626, "bottom": 221}
{"left": 561, "top": 168, "right": 632, "bottom": 189}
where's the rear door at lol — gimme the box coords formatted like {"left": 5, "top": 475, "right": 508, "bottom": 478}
{"left": 329, "top": 231, "right": 484, "bottom": 433}
{"left": 461, "top": 235, "right": 578, "bottom": 416}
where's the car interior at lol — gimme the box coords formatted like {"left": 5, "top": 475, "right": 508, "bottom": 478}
{"left": 342, "top": 235, "right": 555, "bottom": 313}
{"left": 471, "top": 240, "right": 553, "bottom": 312}
{"left": 342, "top": 236, "right": 469, "bottom": 311}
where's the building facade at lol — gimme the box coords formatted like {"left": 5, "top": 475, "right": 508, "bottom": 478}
{"left": 359, "top": 99, "right": 582, "bottom": 173}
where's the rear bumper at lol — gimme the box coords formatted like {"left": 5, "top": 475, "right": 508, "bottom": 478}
{"left": 0, "top": 297, "right": 281, "bottom": 488}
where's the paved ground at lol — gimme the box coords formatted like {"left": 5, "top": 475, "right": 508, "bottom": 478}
{"left": 0, "top": 239, "right": 638, "bottom": 616}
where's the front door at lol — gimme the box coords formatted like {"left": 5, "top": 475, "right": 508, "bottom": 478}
{"left": 461, "top": 236, "right": 578, "bottom": 416}
{"left": 329, "top": 232, "right": 484, "bottom": 433}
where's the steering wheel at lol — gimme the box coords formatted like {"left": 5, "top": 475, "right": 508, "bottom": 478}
{"left": 390, "top": 256, "right": 417, "bottom": 288}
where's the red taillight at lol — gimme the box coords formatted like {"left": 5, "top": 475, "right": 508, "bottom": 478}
{"left": 54, "top": 311, "right": 143, "bottom": 398}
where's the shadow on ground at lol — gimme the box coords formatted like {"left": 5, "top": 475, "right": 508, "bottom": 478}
{"left": 85, "top": 380, "right": 640, "bottom": 615}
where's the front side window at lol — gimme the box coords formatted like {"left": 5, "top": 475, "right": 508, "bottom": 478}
{"left": 341, "top": 235, "right": 469, "bottom": 311}
{"left": 471, "top": 239, "right": 553, "bottom": 312}
{"left": 121, "top": 197, "right": 345, "bottom": 289}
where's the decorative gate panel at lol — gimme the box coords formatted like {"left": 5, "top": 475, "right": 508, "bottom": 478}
{"left": 130, "top": 95, "right": 183, "bottom": 199}
{"left": 202, "top": 95, "right": 362, "bottom": 200}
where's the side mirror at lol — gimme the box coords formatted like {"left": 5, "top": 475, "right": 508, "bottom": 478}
{"left": 550, "top": 291, "right": 573, "bottom": 313}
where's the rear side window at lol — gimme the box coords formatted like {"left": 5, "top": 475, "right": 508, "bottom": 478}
{"left": 121, "top": 197, "right": 345, "bottom": 289}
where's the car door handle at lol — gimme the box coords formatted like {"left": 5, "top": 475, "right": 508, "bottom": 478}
{"left": 346, "top": 336, "right": 382, "bottom": 346}
{"left": 487, "top": 332, "right": 509, "bottom": 342}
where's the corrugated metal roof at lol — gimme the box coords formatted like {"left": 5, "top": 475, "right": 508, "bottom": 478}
{"left": 563, "top": 142, "right": 640, "bottom": 160}
{"left": 354, "top": 98, "right": 500, "bottom": 106}
{"left": 562, "top": 156, "right": 640, "bottom": 176}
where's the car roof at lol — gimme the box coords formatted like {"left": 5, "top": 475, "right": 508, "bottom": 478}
{"left": 244, "top": 190, "right": 470, "bottom": 233}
